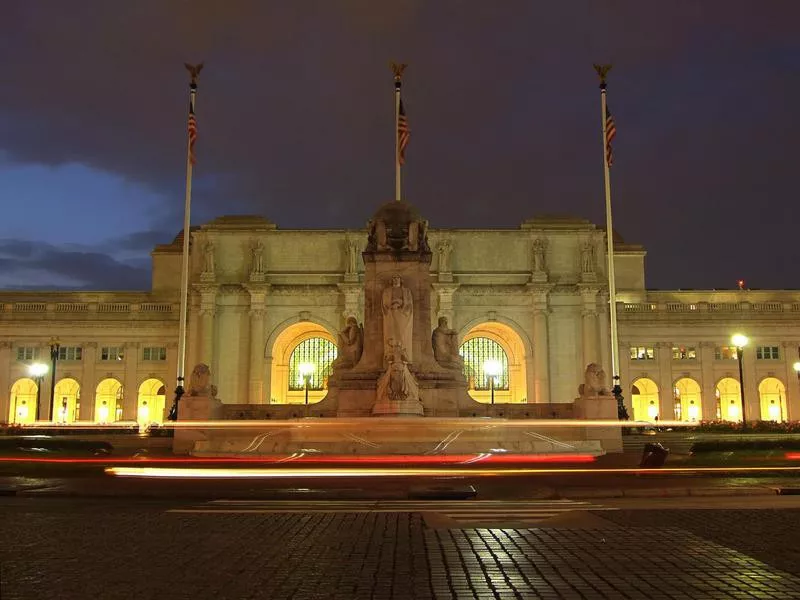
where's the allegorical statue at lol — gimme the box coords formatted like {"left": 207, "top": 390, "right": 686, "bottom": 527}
{"left": 578, "top": 363, "right": 609, "bottom": 397}
{"left": 580, "top": 241, "right": 595, "bottom": 274}
{"left": 203, "top": 240, "right": 215, "bottom": 275}
{"left": 346, "top": 238, "right": 360, "bottom": 275}
{"left": 376, "top": 341, "right": 420, "bottom": 404}
{"left": 332, "top": 316, "right": 363, "bottom": 369}
{"left": 382, "top": 274, "right": 414, "bottom": 363}
{"left": 432, "top": 316, "right": 463, "bottom": 370}
{"left": 250, "top": 239, "right": 264, "bottom": 276}
{"left": 437, "top": 239, "right": 453, "bottom": 273}
{"left": 532, "top": 238, "right": 546, "bottom": 272}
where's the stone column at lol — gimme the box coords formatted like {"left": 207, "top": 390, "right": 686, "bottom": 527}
{"left": 245, "top": 285, "right": 269, "bottom": 405}
{"left": 580, "top": 287, "right": 599, "bottom": 369}
{"left": 195, "top": 285, "right": 218, "bottom": 368}
{"left": 783, "top": 342, "right": 799, "bottom": 421}
{"left": 598, "top": 293, "right": 611, "bottom": 379}
{"left": 123, "top": 343, "right": 139, "bottom": 420}
{"left": 337, "top": 283, "right": 363, "bottom": 322}
{"left": 0, "top": 342, "right": 10, "bottom": 424}
{"left": 699, "top": 342, "right": 717, "bottom": 421}
{"left": 656, "top": 342, "right": 673, "bottom": 420}
{"left": 431, "top": 283, "right": 459, "bottom": 331}
{"left": 80, "top": 343, "right": 97, "bottom": 421}
{"left": 617, "top": 339, "right": 632, "bottom": 417}
{"left": 529, "top": 286, "right": 551, "bottom": 404}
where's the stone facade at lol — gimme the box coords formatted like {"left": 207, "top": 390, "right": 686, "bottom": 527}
{"left": 1, "top": 213, "right": 799, "bottom": 423}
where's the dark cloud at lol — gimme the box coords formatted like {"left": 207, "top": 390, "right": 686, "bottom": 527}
{"left": 0, "top": 238, "right": 151, "bottom": 290}
{"left": 1, "top": 1, "right": 799, "bottom": 288}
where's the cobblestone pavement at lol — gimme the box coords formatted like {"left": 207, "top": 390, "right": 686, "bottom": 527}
{"left": 3, "top": 500, "right": 800, "bottom": 599}
{"left": 598, "top": 508, "right": 800, "bottom": 579}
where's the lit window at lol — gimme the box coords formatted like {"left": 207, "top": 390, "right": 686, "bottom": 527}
{"left": 57, "top": 347, "right": 82, "bottom": 361}
{"left": 671, "top": 346, "right": 696, "bottom": 360}
{"left": 288, "top": 337, "right": 337, "bottom": 391}
{"left": 755, "top": 346, "right": 780, "bottom": 360}
{"left": 629, "top": 346, "right": 655, "bottom": 361}
{"left": 459, "top": 337, "right": 509, "bottom": 390}
{"left": 101, "top": 347, "right": 124, "bottom": 361}
{"left": 714, "top": 346, "right": 738, "bottom": 360}
{"left": 142, "top": 347, "right": 167, "bottom": 361}
{"left": 16, "top": 347, "right": 38, "bottom": 361}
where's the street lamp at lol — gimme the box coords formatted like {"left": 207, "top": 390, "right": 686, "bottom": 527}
{"left": 483, "top": 359, "right": 502, "bottom": 405}
{"left": 299, "top": 362, "right": 315, "bottom": 414}
{"left": 28, "top": 362, "right": 49, "bottom": 422}
{"left": 48, "top": 337, "right": 60, "bottom": 421}
{"left": 731, "top": 333, "right": 748, "bottom": 430}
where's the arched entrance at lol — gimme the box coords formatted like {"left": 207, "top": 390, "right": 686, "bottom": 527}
{"left": 137, "top": 378, "right": 166, "bottom": 426}
{"left": 95, "top": 378, "right": 123, "bottom": 423}
{"left": 673, "top": 378, "right": 702, "bottom": 422}
{"left": 630, "top": 378, "right": 659, "bottom": 421}
{"left": 270, "top": 322, "right": 337, "bottom": 404}
{"left": 9, "top": 378, "right": 38, "bottom": 424}
{"left": 53, "top": 378, "right": 80, "bottom": 424}
{"left": 715, "top": 377, "right": 742, "bottom": 422}
{"left": 459, "top": 322, "right": 527, "bottom": 403}
{"left": 758, "top": 377, "right": 786, "bottom": 422}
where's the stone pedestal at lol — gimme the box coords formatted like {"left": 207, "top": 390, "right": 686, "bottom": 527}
{"left": 173, "top": 394, "right": 224, "bottom": 454}
{"left": 573, "top": 395, "right": 622, "bottom": 453}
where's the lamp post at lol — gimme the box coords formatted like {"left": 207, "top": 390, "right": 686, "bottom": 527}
{"left": 299, "top": 362, "right": 315, "bottom": 416}
{"left": 483, "top": 359, "right": 501, "bottom": 405}
{"left": 48, "top": 338, "right": 60, "bottom": 421}
{"left": 732, "top": 333, "right": 748, "bottom": 430}
{"left": 28, "top": 362, "right": 49, "bottom": 422}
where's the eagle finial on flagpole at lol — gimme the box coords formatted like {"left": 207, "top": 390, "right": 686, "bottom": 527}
{"left": 185, "top": 63, "right": 204, "bottom": 85}
{"left": 593, "top": 64, "right": 612, "bottom": 88}
{"left": 391, "top": 62, "right": 407, "bottom": 82}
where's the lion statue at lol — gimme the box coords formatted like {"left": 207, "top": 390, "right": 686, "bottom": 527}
{"left": 187, "top": 363, "right": 217, "bottom": 398}
{"left": 578, "top": 363, "right": 609, "bottom": 397}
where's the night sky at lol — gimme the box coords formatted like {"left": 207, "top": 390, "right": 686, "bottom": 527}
{"left": 1, "top": 1, "right": 798, "bottom": 291}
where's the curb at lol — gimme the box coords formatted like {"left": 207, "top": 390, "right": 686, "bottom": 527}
{"left": 560, "top": 486, "right": 777, "bottom": 499}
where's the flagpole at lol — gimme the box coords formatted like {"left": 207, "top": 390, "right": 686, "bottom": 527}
{"left": 594, "top": 64, "right": 627, "bottom": 420}
{"left": 169, "top": 62, "right": 203, "bottom": 422}
{"left": 392, "top": 62, "right": 406, "bottom": 202}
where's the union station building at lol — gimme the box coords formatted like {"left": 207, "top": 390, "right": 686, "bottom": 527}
{"left": 1, "top": 213, "right": 798, "bottom": 426}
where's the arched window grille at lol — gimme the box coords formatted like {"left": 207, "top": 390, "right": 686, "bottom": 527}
{"left": 288, "top": 337, "right": 338, "bottom": 391}
{"left": 459, "top": 337, "right": 509, "bottom": 390}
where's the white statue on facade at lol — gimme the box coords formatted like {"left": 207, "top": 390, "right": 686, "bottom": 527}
{"left": 250, "top": 240, "right": 264, "bottom": 276}
{"left": 432, "top": 316, "right": 463, "bottom": 370}
{"left": 346, "top": 238, "right": 359, "bottom": 274}
{"left": 333, "top": 316, "right": 363, "bottom": 369}
{"left": 532, "top": 238, "right": 546, "bottom": 272}
{"left": 580, "top": 241, "right": 595, "bottom": 274}
{"left": 437, "top": 239, "right": 453, "bottom": 273}
{"left": 202, "top": 241, "right": 215, "bottom": 275}
{"left": 381, "top": 274, "right": 414, "bottom": 363}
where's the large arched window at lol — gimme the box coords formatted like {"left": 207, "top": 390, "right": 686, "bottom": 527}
{"left": 459, "top": 337, "right": 509, "bottom": 391}
{"left": 288, "top": 337, "right": 338, "bottom": 391}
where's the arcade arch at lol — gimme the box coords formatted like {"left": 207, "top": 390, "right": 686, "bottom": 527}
{"left": 138, "top": 378, "right": 166, "bottom": 426}
{"left": 630, "top": 378, "right": 659, "bottom": 421}
{"left": 673, "top": 378, "right": 702, "bottom": 422}
{"left": 715, "top": 378, "right": 742, "bottom": 422}
{"left": 9, "top": 378, "right": 37, "bottom": 424}
{"left": 95, "top": 378, "right": 123, "bottom": 423}
{"left": 460, "top": 322, "right": 527, "bottom": 403}
{"left": 270, "top": 322, "right": 337, "bottom": 404}
{"left": 758, "top": 377, "right": 786, "bottom": 422}
{"left": 53, "top": 378, "right": 80, "bottom": 424}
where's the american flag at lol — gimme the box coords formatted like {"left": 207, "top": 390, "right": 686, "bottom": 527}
{"left": 188, "top": 99, "right": 198, "bottom": 165}
{"left": 605, "top": 107, "right": 616, "bottom": 167}
{"left": 397, "top": 99, "right": 410, "bottom": 166}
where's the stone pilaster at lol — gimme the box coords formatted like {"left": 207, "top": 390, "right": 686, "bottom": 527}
{"left": 783, "top": 342, "right": 799, "bottom": 421}
{"left": 0, "top": 342, "right": 10, "bottom": 424}
{"left": 580, "top": 287, "right": 599, "bottom": 369}
{"left": 80, "top": 343, "right": 97, "bottom": 421}
{"left": 656, "top": 342, "right": 673, "bottom": 420}
{"left": 699, "top": 342, "right": 717, "bottom": 421}
{"left": 528, "top": 285, "right": 552, "bottom": 404}
{"left": 245, "top": 284, "right": 270, "bottom": 405}
{"left": 123, "top": 342, "right": 139, "bottom": 420}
